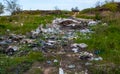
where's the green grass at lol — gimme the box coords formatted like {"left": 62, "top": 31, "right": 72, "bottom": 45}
{"left": 0, "top": 50, "right": 45, "bottom": 74}
{"left": 0, "top": 14, "right": 67, "bottom": 34}
{"left": 75, "top": 13, "right": 120, "bottom": 73}
{"left": 76, "top": 14, "right": 96, "bottom": 19}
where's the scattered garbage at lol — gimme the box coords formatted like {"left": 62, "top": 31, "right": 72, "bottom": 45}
{"left": 72, "top": 48, "right": 79, "bottom": 53}
{"left": 53, "top": 18, "right": 89, "bottom": 29}
{"left": 92, "top": 57, "right": 103, "bottom": 61}
{"left": 0, "top": 41, "right": 10, "bottom": 45}
{"left": 88, "top": 21, "right": 98, "bottom": 26}
{"left": 68, "top": 64, "right": 75, "bottom": 69}
{"left": 21, "top": 39, "right": 35, "bottom": 44}
{"left": 102, "top": 23, "right": 108, "bottom": 26}
{"left": 94, "top": 50, "right": 101, "bottom": 55}
{"left": 0, "top": 17, "right": 104, "bottom": 73}
{"left": 78, "top": 43, "right": 88, "bottom": 49}
{"left": 80, "top": 28, "right": 93, "bottom": 33}
{"left": 54, "top": 59, "right": 58, "bottom": 63}
{"left": 59, "top": 68, "right": 64, "bottom": 74}
{"left": 79, "top": 52, "right": 93, "bottom": 60}
{"left": 71, "top": 43, "right": 88, "bottom": 49}
{"left": 6, "top": 46, "right": 19, "bottom": 55}
{"left": 85, "top": 62, "right": 92, "bottom": 66}
{"left": 47, "top": 61, "right": 52, "bottom": 64}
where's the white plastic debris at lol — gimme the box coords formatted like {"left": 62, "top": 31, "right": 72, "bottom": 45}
{"left": 7, "top": 29, "right": 10, "bottom": 32}
{"left": 102, "top": 23, "right": 108, "bottom": 26}
{"left": 71, "top": 43, "right": 78, "bottom": 48}
{"left": 78, "top": 43, "right": 88, "bottom": 49}
{"left": 93, "top": 57, "right": 103, "bottom": 61}
{"left": 59, "top": 68, "right": 64, "bottom": 74}
{"left": 80, "top": 29, "right": 92, "bottom": 33}
{"left": 12, "top": 46, "right": 18, "bottom": 51}
{"left": 80, "top": 52, "right": 93, "bottom": 57}
{"left": 72, "top": 48, "right": 79, "bottom": 53}
{"left": 68, "top": 64, "right": 75, "bottom": 69}
{"left": 20, "top": 23, "right": 24, "bottom": 26}
{"left": 85, "top": 62, "right": 92, "bottom": 66}
{"left": 54, "top": 59, "right": 58, "bottom": 63}
{"left": 21, "top": 39, "right": 34, "bottom": 44}
{"left": 71, "top": 43, "right": 88, "bottom": 49}
{"left": 8, "top": 46, "right": 18, "bottom": 51}
{"left": 48, "top": 40, "right": 56, "bottom": 43}
{"left": 88, "top": 21, "right": 98, "bottom": 26}
{"left": 79, "top": 51, "right": 94, "bottom": 60}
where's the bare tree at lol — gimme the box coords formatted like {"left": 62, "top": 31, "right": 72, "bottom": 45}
{"left": 0, "top": 2, "right": 4, "bottom": 15}
{"left": 4, "top": 0, "right": 21, "bottom": 15}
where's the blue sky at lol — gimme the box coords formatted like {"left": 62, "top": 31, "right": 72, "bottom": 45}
{"left": 19, "top": 0, "right": 105, "bottom": 10}
{"left": 0, "top": 0, "right": 120, "bottom": 10}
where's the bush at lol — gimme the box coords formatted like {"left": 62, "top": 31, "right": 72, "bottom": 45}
{"left": 103, "top": 3, "right": 118, "bottom": 12}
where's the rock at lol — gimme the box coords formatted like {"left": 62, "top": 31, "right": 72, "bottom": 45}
{"left": 68, "top": 64, "right": 75, "bottom": 69}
